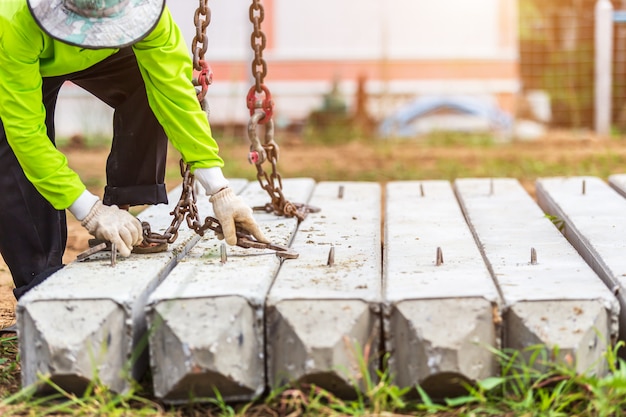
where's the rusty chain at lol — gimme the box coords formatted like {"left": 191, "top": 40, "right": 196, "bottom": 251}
{"left": 191, "top": 0, "right": 213, "bottom": 105}
{"left": 140, "top": 161, "right": 297, "bottom": 258}
{"left": 191, "top": 0, "right": 210, "bottom": 70}
{"left": 141, "top": 0, "right": 303, "bottom": 257}
{"left": 246, "top": 0, "right": 319, "bottom": 222}
{"left": 78, "top": 161, "right": 298, "bottom": 262}
{"left": 249, "top": 0, "right": 267, "bottom": 93}
{"left": 78, "top": 0, "right": 314, "bottom": 263}
{"left": 132, "top": 0, "right": 216, "bottom": 247}
{"left": 251, "top": 137, "right": 319, "bottom": 222}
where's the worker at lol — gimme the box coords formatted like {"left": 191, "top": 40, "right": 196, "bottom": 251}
{"left": 0, "top": 0, "right": 268, "bottom": 300}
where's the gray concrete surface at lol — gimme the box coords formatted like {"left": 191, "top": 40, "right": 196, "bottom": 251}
{"left": 17, "top": 176, "right": 626, "bottom": 400}
{"left": 454, "top": 178, "right": 619, "bottom": 375}
{"left": 608, "top": 173, "right": 626, "bottom": 198}
{"left": 266, "top": 182, "right": 382, "bottom": 398}
{"left": 537, "top": 176, "right": 626, "bottom": 348}
{"left": 384, "top": 181, "right": 501, "bottom": 397}
{"left": 17, "top": 180, "right": 248, "bottom": 394}
{"left": 145, "top": 178, "right": 315, "bottom": 403}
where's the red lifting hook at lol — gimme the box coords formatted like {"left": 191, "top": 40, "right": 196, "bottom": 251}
{"left": 246, "top": 85, "right": 274, "bottom": 123}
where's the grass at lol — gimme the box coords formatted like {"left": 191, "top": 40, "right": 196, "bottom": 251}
{"left": 0, "top": 336, "right": 19, "bottom": 398}
{"left": 206, "top": 128, "right": 626, "bottom": 199}
{"left": 5, "top": 128, "right": 626, "bottom": 415}
{"left": 2, "top": 333, "right": 626, "bottom": 416}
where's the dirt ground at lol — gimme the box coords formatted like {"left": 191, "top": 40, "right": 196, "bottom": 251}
{"left": 3, "top": 131, "right": 626, "bottom": 329}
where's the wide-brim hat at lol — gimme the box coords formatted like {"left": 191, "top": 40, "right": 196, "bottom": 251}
{"left": 28, "top": 0, "right": 165, "bottom": 49}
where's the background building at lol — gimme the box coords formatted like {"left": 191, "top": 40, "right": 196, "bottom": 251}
{"left": 55, "top": 0, "right": 520, "bottom": 138}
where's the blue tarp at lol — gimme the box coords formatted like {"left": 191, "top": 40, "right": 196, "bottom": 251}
{"left": 378, "top": 95, "right": 514, "bottom": 138}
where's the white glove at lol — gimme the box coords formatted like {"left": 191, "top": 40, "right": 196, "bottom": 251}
{"left": 81, "top": 200, "right": 144, "bottom": 257}
{"left": 194, "top": 166, "right": 229, "bottom": 195}
{"left": 210, "top": 187, "right": 269, "bottom": 245}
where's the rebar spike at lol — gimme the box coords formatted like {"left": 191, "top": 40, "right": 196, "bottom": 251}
{"left": 420, "top": 183, "right": 425, "bottom": 197}
{"left": 76, "top": 242, "right": 107, "bottom": 261}
{"left": 327, "top": 246, "right": 335, "bottom": 267}
{"left": 338, "top": 185, "right": 344, "bottom": 199}
{"left": 220, "top": 243, "right": 227, "bottom": 264}
{"left": 111, "top": 243, "right": 117, "bottom": 267}
{"left": 582, "top": 179, "right": 586, "bottom": 195}
{"left": 530, "top": 247, "right": 537, "bottom": 265}
{"left": 436, "top": 247, "right": 444, "bottom": 266}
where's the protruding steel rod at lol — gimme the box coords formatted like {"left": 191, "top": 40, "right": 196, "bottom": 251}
{"left": 436, "top": 247, "right": 444, "bottom": 266}
{"left": 530, "top": 247, "right": 537, "bottom": 265}
{"left": 420, "top": 183, "right": 425, "bottom": 197}
{"left": 338, "top": 185, "right": 344, "bottom": 199}
{"left": 582, "top": 179, "right": 586, "bottom": 195}
{"left": 111, "top": 243, "right": 117, "bottom": 267}
{"left": 76, "top": 242, "right": 108, "bottom": 261}
{"left": 327, "top": 245, "right": 335, "bottom": 267}
{"left": 220, "top": 243, "right": 227, "bottom": 264}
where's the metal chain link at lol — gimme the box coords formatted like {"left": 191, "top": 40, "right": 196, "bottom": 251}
{"left": 141, "top": 161, "right": 196, "bottom": 245}
{"left": 138, "top": 0, "right": 215, "bottom": 246}
{"left": 77, "top": 0, "right": 302, "bottom": 264}
{"left": 139, "top": 0, "right": 302, "bottom": 256}
{"left": 192, "top": 0, "right": 213, "bottom": 105}
{"left": 192, "top": 0, "right": 210, "bottom": 70}
{"left": 252, "top": 144, "right": 319, "bottom": 222}
{"left": 246, "top": 0, "right": 319, "bottom": 222}
{"left": 141, "top": 161, "right": 297, "bottom": 258}
{"left": 249, "top": 0, "right": 267, "bottom": 93}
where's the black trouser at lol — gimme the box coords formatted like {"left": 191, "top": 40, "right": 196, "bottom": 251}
{"left": 0, "top": 48, "right": 169, "bottom": 300}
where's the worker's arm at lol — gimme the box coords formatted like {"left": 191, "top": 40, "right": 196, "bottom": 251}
{"left": 132, "top": 7, "right": 229, "bottom": 194}
{"left": 132, "top": 8, "right": 267, "bottom": 244}
{"left": 0, "top": 6, "right": 86, "bottom": 210}
{"left": 0, "top": 5, "right": 143, "bottom": 255}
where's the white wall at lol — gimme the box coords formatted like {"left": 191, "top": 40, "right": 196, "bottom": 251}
{"left": 170, "top": 0, "right": 514, "bottom": 60}
{"left": 274, "top": 0, "right": 508, "bottom": 59}
{"left": 55, "top": 0, "right": 518, "bottom": 137}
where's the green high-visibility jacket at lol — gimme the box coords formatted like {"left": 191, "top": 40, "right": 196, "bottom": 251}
{"left": 0, "top": 1, "right": 224, "bottom": 210}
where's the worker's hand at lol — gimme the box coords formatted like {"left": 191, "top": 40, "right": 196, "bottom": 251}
{"left": 81, "top": 200, "right": 143, "bottom": 257}
{"left": 210, "top": 187, "right": 269, "bottom": 245}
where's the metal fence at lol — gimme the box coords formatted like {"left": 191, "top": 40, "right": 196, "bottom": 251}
{"left": 519, "top": 0, "right": 626, "bottom": 131}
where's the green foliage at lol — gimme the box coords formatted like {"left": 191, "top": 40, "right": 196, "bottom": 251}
{"left": 302, "top": 118, "right": 374, "bottom": 145}
{"left": 423, "top": 131, "right": 496, "bottom": 148}
{"left": 545, "top": 214, "right": 565, "bottom": 232}
{"left": 56, "top": 134, "right": 112, "bottom": 149}
{"left": 0, "top": 336, "right": 18, "bottom": 387}
{"left": 2, "top": 373, "right": 163, "bottom": 416}
{"left": 3, "top": 337, "right": 626, "bottom": 416}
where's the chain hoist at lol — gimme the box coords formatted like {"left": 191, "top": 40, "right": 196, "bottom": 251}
{"left": 246, "top": 0, "right": 319, "bottom": 221}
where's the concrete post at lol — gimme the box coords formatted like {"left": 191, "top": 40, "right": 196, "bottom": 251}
{"left": 538, "top": 176, "right": 626, "bottom": 350}
{"left": 595, "top": 0, "right": 614, "bottom": 136}
{"left": 145, "top": 178, "right": 315, "bottom": 403}
{"left": 384, "top": 181, "right": 501, "bottom": 398}
{"left": 266, "top": 182, "right": 382, "bottom": 398}
{"left": 455, "top": 178, "right": 619, "bottom": 375}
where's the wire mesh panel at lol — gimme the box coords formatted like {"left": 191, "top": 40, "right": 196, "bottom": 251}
{"left": 519, "top": 0, "right": 626, "bottom": 131}
{"left": 613, "top": 2, "right": 626, "bottom": 130}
